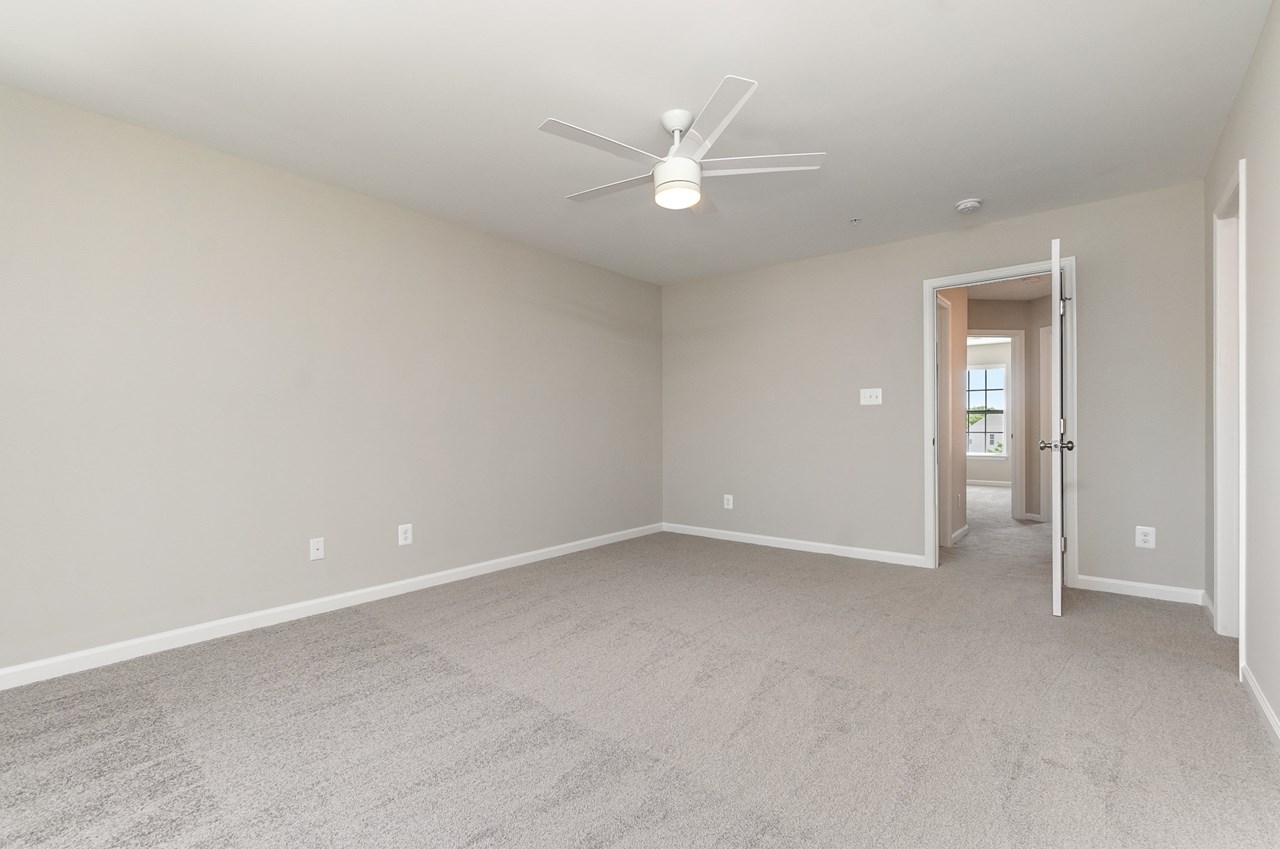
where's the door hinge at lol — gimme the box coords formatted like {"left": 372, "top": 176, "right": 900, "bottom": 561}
{"left": 1060, "top": 537, "right": 1067, "bottom": 553}
{"left": 1059, "top": 299, "right": 1066, "bottom": 315}
{"left": 1059, "top": 418, "right": 1065, "bottom": 435}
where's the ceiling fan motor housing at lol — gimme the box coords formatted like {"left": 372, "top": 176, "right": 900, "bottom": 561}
{"left": 661, "top": 109, "right": 695, "bottom": 135}
{"left": 653, "top": 157, "right": 702, "bottom": 209}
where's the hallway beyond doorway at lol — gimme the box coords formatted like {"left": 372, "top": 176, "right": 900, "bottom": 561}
{"left": 941, "top": 485, "right": 1050, "bottom": 573}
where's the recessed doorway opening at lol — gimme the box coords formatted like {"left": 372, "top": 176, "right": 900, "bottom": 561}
{"left": 922, "top": 248, "right": 1079, "bottom": 616}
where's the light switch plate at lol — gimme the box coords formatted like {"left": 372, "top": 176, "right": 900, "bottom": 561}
{"left": 860, "top": 388, "right": 883, "bottom": 405}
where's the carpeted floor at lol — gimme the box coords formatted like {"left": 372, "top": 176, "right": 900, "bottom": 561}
{"left": 942, "top": 484, "right": 1050, "bottom": 571}
{"left": 3, "top": 502, "right": 1278, "bottom": 847}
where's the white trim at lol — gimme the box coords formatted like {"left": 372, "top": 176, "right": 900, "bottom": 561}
{"left": 966, "top": 480, "right": 1011, "bottom": 487}
{"left": 662, "top": 523, "right": 927, "bottom": 568}
{"left": 1204, "top": 591, "right": 1216, "bottom": 618}
{"left": 1239, "top": 159, "right": 1248, "bottom": 677}
{"left": 923, "top": 257, "right": 1078, "bottom": 576}
{"left": 1023, "top": 513, "right": 1045, "bottom": 522}
{"left": 0, "top": 523, "right": 663, "bottom": 692}
{"left": 924, "top": 259, "right": 1057, "bottom": 291}
{"left": 1073, "top": 574, "right": 1203, "bottom": 605}
{"left": 950, "top": 524, "right": 970, "bottom": 545}
{"left": 1212, "top": 159, "right": 1245, "bottom": 641}
{"left": 934, "top": 295, "right": 955, "bottom": 550}
{"left": 1242, "top": 665, "right": 1280, "bottom": 748}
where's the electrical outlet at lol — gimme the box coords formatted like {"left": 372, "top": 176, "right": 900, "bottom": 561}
{"left": 309, "top": 537, "right": 325, "bottom": 561}
{"left": 1135, "top": 526, "right": 1155, "bottom": 549}
{"left": 398, "top": 523, "right": 413, "bottom": 546}
{"left": 724, "top": 494, "right": 734, "bottom": 510}
{"left": 860, "top": 387, "right": 883, "bottom": 406}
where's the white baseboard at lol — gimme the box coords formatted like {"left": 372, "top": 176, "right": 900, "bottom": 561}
{"left": 1242, "top": 664, "right": 1280, "bottom": 748}
{"left": 966, "top": 480, "right": 1012, "bottom": 487}
{"left": 662, "top": 523, "right": 927, "bottom": 569}
{"left": 0, "top": 523, "right": 663, "bottom": 692}
{"left": 950, "top": 524, "right": 970, "bottom": 545}
{"left": 1204, "top": 591, "right": 1216, "bottom": 616}
{"left": 1072, "top": 574, "right": 1203, "bottom": 605}
{"left": 1022, "top": 513, "right": 1045, "bottom": 522}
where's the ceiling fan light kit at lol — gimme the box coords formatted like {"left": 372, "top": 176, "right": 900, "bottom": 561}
{"left": 541, "top": 76, "right": 826, "bottom": 211}
{"left": 653, "top": 157, "right": 702, "bottom": 209}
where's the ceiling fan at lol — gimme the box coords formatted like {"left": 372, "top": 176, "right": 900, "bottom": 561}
{"left": 540, "top": 75, "right": 826, "bottom": 211}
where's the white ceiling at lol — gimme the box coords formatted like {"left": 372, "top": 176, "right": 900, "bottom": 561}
{"left": 0, "top": 1, "right": 1270, "bottom": 285}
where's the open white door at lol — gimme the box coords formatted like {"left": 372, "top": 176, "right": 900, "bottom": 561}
{"left": 1044, "top": 239, "right": 1072, "bottom": 616}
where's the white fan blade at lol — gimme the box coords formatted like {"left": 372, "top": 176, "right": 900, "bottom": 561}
{"left": 701, "top": 152, "right": 827, "bottom": 176}
{"left": 676, "top": 75, "right": 758, "bottom": 159}
{"left": 566, "top": 173, "right": 652, "bottom": 201}
{"left": 540, "top": 119, "right": 662, "bottom": 166}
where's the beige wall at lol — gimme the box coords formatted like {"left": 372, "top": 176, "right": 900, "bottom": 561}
{"left": 968, "top": 297, "right": 1054, "bottom": 513}
{"left": 664, "top": 182, "right": 1206, "bottom": 590}
{"left": 1206, "top": 2, "right": 1280, "bottom": 732}
{"left": 0, "top": 86, "right": 663, "bottom": 667}
{"left": 964, "top": 340, "right": 1013, "bottom": 486}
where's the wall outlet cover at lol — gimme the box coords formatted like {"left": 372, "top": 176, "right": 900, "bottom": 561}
{"left": 1135, "top": 526, "right": 1156, "bottom": 549}
{"left": 309, "top": 537, "right": 325, "bottom": 561}
{"left": 398, "top": 523, "right": 413, "bottom": 546}
{"left": 860, "top": 388, "right": 883, "bottom": 405}
{"left": 723, "top": 494, "right": 734, "bottom": 509}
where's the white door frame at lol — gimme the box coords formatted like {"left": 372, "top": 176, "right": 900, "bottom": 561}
{"left": 1037, "top": 326, "right": 1052, "bottom": 523}
{"left": 936, "top": 295, "right": 956, "bottom": 545}
{"left": 1212, "top": 159, "right": 1247, "bottom": 654}
{"left": 967, "top": 329, "right": 1027, "bottom": 519}
{"left": 922, "top": 258, "right": 1078, "bottom": 575}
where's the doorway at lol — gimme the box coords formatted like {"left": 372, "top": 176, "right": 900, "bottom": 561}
{"left": 921, "top": 253, "right": 1079, "bottom": 612}
{"left": 964, "top": 331, "right": 1028, "bottom": 520}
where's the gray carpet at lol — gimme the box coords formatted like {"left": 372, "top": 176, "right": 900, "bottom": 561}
{"left": 942, "top": 484, "right": 1050, "bottom": 571}
{"left": 3, "top": 500, "right": 1278, "bottom": 848}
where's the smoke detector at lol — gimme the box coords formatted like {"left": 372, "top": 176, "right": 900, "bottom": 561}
{"left": 956, "top": 198, "right": 983, "bottom": 215}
